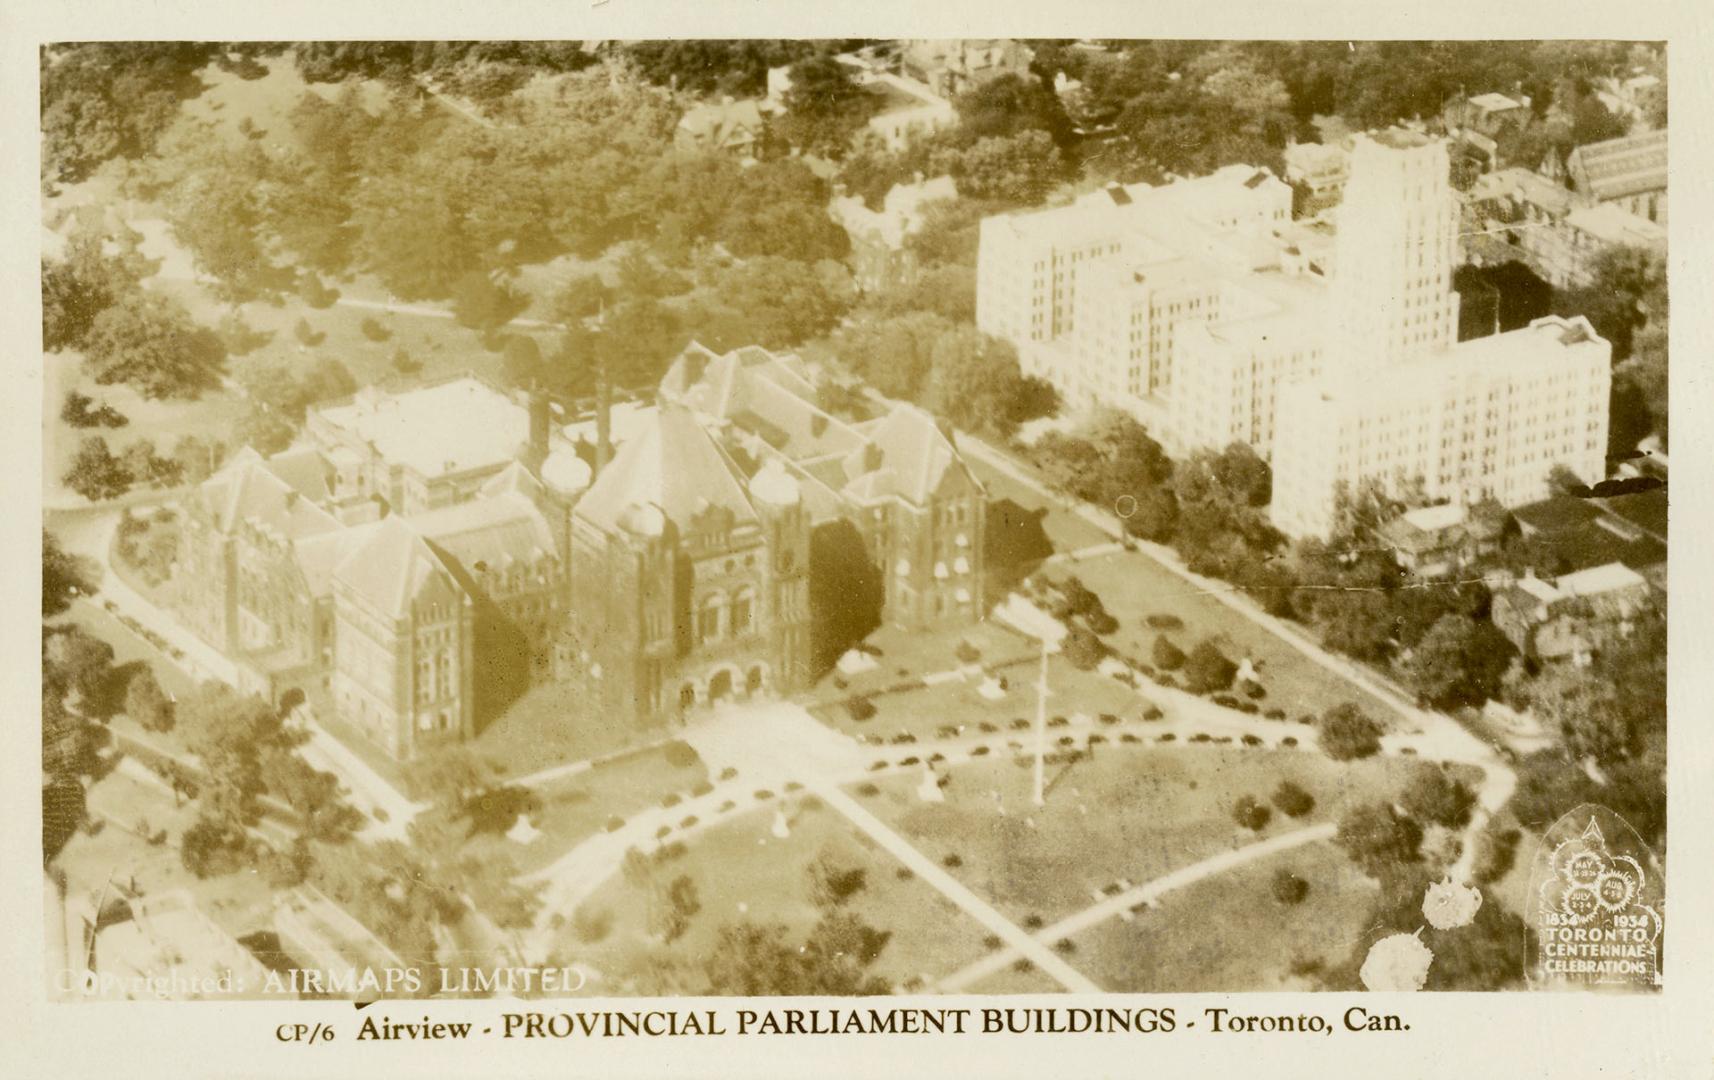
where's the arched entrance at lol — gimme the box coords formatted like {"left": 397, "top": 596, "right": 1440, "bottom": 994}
{"left": 708, "top": 668, "right": 734, "bottom": 703}
{"left": 746, "top": 665, "right": 766, "bottom": 695}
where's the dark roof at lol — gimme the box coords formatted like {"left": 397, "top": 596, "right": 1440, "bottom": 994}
{"left": 1511, "top": 496, "right": 1603, "bottom": 535}
{"left": 1597, "top": 487, "right": 1667, "bottom": 540}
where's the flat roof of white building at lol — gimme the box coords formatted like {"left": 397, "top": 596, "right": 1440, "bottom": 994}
{"left": 316, "top": 377, "right": 531, "bottom": 479}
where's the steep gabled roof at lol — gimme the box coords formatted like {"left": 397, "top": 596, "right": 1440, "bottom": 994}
{"left": 198, "top": 448, "right": 341, "bottom": 540}
{"left": 332, "top": 515, "right": 463, "bottom": 620}
{"left": 574, "top": 405, "right": 758, "bottom": 536}
{"left": 409, "top": 492, "right": 557, "bottom": 575}
{"left": 841, "top": 404, "right": 971, "bottom": 507}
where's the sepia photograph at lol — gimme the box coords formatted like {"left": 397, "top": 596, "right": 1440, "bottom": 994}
{"left": 36, "top": 35, "right": 1670, "bottom": 1008}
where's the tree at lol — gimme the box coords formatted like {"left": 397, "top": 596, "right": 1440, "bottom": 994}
{"left": 808, "top": 855, "right": 869, "bottom": 909}
{"left": 952, "top": 72, "right": 1073, "bottom": 147}
{"left": 174, "top": 684, "right": 293, "bottom": 825}
{"left": 41, "top": 43, "right": 215, "bottom": 184}
{"left": 715, "top": 160, "right": 851, "bottom": 263}
{"left": 43, "top": 531, "right": 97, "bottom": 617}
{"left": 401, "top": 745, "right": 502, "bottom": 808}
{"left": 124, "top": 667, "right": 174, "bottom": 733}
{"left": 703, "top": 912, "right": 892, "bottom": 996}
{"left": 555, "top": 273, "right": 612, "bottom": 323}
{"left": 1152, "top": 635, "right": 1186, "bottom": 671}
{"left": 63, "top": 437, "right": 133, "bottom": 502}
{"left": 42, "top": 225, "right": 145, "bottom": 353}
{"left": 1271, "top": 780, "right": 1316, "bottom": 818}
{"left": 1334, "top": 802, "right": 1423, "bottom": 881}
{"left": 233, "top": 404, "right": 295, "bottom": 456}
{"left": 1232, "top": 795, "right": 1272, "bottom": 832}
{"left": 939, "top": 130, "right": 1064, "bottom": 205}
{"left": 452, "top": 271, "right": 529, "bottom": 332}
{"left": 779, "top": 55, "right": 876, "bottom": 157}
{"left": 180, "top": 813, "right": 253, "bottom": 878}
{"left": 1272, "top": 868, "right": 1310, "bottom": 905}
{"left": 1182, "top": 639, "right": 1238, "bottom": 694}
{"left": 703, "top": 257, "right": 850, "bottom": 350}
{"left": 1400, "top": 765, "right": 1477, "bottom": 829}
{"left": 81, "top": 289, "right": 226, "bottom": 400}
{"left": 1319, "top": 702, "right": 1383, "bottom": 761}
{"left": 1400, "top": 614, "right": 1516, "bottom": 710}
{"left": 922, "top": 326, "right": 1033, "bottom": 439}
{"left": 649, "top": 873, "right": 703, "bottom": 944}
{"left": 121, "top": 438, "right": 186, "bottom": 489}
{"left": 1061, "top": 624, "right": 1104, "bottom": 672}
{"left": 833, "top": 311, "right": 952, "bottom": 400}
{"left": 46, "top": 625, "right": 118, "bottom": 716}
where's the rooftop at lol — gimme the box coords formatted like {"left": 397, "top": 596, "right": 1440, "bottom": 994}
{"left": 1567, "top": 128, "right": 1667, "bottom": 202}
{"left": 314, "top": 377, "right": 533, "bottom": 480}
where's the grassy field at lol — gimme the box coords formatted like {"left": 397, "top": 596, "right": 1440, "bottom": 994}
{"left": 850, "top": 745, "right": 1462, "bottom": 928}
{"left": 508, "top": 745, "right": 710, "bottom": 876}
{"left": 562, "top": 797, "right": 996, "bottom": 995}
{"left": 1050, "top": 549, "right": 1412, "bottom": 730}
{"left": 1066, "top": 839, "right": 1379, "bottom": 992}
{"left": 813, "top": 650, "right": 1157, "bottom": 746}
{"left": 473, "top": 680, "right": 672, "bottom": 780}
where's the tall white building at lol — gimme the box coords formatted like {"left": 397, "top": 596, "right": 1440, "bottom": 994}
{"left": 975, "top": 164, "right": 1294, "bottom": 418}
{"left": 1271, "top": 314, "right": 1611, "bottom": 539}
{"left": 1329, "top": 130, "right": 1461, "bottom": 370}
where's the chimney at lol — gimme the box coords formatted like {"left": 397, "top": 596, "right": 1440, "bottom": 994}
{"left": 526, "top": 390, "right": 550, "bottom": 470}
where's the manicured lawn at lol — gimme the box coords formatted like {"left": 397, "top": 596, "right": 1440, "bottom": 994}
{"left": 850, "top": 745, "right": 1453, "bottom": 928}
{"left": 508, "top": 745, "right": 709, "bottom": 876}
{"left": 813, "top": 648, "right": 1154, "bottom": 745}
{"left": 1052, "top": 549, "right": 1411, "bottom": 730}
{"left": 1067, "top": 840, "right": 1379, "bottom": 992}
{"left": 803, "top": 617, "right": 1038, "bottom": 709}
{"left": 964, "top": 964, "right": 1066, "bottom": 995}
{"left": 561, "top": 798, "right": 995, "bottom": 995}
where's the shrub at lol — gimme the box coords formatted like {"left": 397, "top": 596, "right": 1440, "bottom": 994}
{"left": 680, "top": 815, "right": 699, "bottom": 829}
{"left": 572, "top": 906, "right": 613, "bottom": 944}
{"left": 1401, "top": 765, "right": 1478, "bottom": 829}
{"left": 1272, "top": 780, "right": 1315, "bottom": 818}
{"left": 691, "top": 780, "right": 714, "bottom": 797}
{"left": 982, "top": 934, "right": 1002, "bottom": 951}
{"left": 1241, "top": 733, "right": 1262, "bottom": 746}
{"left": 942, "top": 853, "right": 963, "bottom": 868}
{"left": 1158, "top": 733, "right": 1177, "bottom": 742}
{"left": 719, "top": 766, "right": 738, "bottom": 781}
{"left": 390, "top": 347, "right": 421, "bottom": 375}
{"left": 1242, "top": 680, "right": 1266, "bottom": 699}
{"left": 663, "top": 742, "right": 699, "bottom": 768}
{"left": 655, "top": 825, "right": 671, "bottom": 840}
{"left": 1062, "top": 624, "right": 1104, "bottom": 671}
{"left": 895, "top": 867, "right": 914, "bottom": 880}
{"left": 754, "top": 789, "right": 775, "bottom": 801}
{"left": 954, "top": 640, "right": 982, "bottom": 664}
{"left": 604, "top": 815, "right": 624, "bottom": 832}
{"left": 1152, "top": 635, "right": 1186, "bottom": 671}
{"left": 1142, "top": 706, "right": 1163, "bottom": 721}
{"left": 1054, "top": 939, "right": 1077, "bottom": 955}
{"left": 856, "top": 782, "right": 880, "bottom": 796}
{"left": 1474, "top": 826, "right": 1523, "bottom": 885}
{"left": 846, "top": 696, "right": 878, "bottom": 722}
{"left": 1145, "top": 613, "right": 1185, "bottom": 631}
{"left": 660, "top": 792, "right": 682, "bottom": 808}
{"left": 1183, "top": 639, "right": 1238, "bottom": 694}
{"left": 1264, "top": 708, "right": 1286, "bottom": 720}
{"left": 293, "top": 317, "right": 325, "bottom": 347}
{"left": 299, "top": 274, "right": 340, "bottom": 309}
{"left": 970, "top": 745, "right": 990, "bottom": 756}
{"left": 1232, "top": 795, "right": 1272, "bottom": 831}
{"left": 1271, "top": 869, "right": 1310, "bottom": 905}
{"left": 359, "top": 317, "right": 392, "bottom": 342}
{"left": 1281, "top": 736, "right": 1298, "bottom": 747}
{"left": 1319, "top": 703, "right": 1383, "bottom": 761}
{"left": 1086, "top": 609, "right": 1120, "bottom": 636}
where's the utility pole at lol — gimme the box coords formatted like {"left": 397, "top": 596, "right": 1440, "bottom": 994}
{"left": 1033, "top": 638, "right": 1049, "bottom": 807}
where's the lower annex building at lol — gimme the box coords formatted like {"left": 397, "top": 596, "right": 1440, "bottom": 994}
{"left": 173, "top": 349, "right": 986, "bottom": 759}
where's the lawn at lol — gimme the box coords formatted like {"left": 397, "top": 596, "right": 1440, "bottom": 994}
{"left": 560, "top": 797, "right": 997, "bottom": 995}
{"left": 803, "top": 617, "right": 1038, "bottom": 710}
{"left": 849, "top": 744, "right": 1458, "bottom": 928}
{"left": 1051, "top": 548, "right": 1412, "bottom": 730}
{"left": 1066, "top": 839, "right": 1379, "bottom": 992}
{"left": 812, "top": 648, "right": 1155, "bottom": 746}
{"left": 507, "top": 744, "right": 710, "bottom": 877}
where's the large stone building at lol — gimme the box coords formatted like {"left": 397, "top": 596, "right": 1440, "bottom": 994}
{"left": 175, "top": 355, "right": 988, "bottom": 753}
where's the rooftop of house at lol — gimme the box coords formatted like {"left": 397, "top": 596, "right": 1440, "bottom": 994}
{"left": 676, "top": 98, "right": 769, "bottom": 148}
{"left": 574, "top": 403, "right": 760, "bottom": 538}
{"left": 332, "top": 514, "right": 461, "bottom": 619}
{"left": 1469, "top": 166, "right": 1576, "bottom": 217}
{"left": 197, "top": 446, "right": 342, "bottom": 541}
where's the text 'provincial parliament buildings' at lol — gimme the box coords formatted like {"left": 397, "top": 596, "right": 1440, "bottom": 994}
{"left": 175, "top": 345, "right": 986, "bottom": 760}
